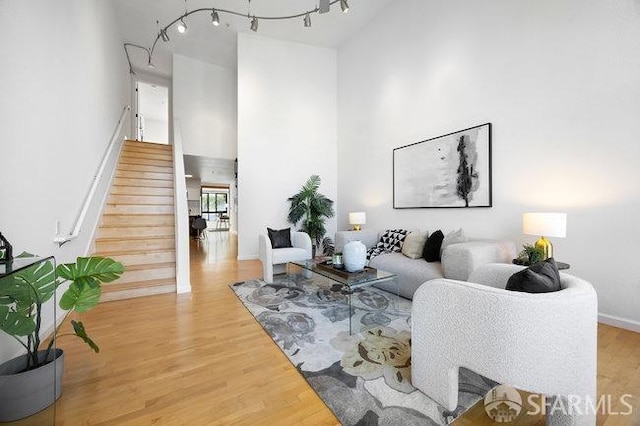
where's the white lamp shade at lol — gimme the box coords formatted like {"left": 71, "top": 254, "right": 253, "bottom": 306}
{"left": 349, "top": 212, "right": 366, "bottom": 225}
{"left": 523, "top": 213, "right": 567, "bottom": 238}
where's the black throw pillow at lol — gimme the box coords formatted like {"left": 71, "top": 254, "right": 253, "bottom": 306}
{"left": 422, "top": 230, "right": 444, "bottom": 262}
{"left": 506, "top": 258, "right": 562, "bottom": 293}
{"left": 267, "top": 227, "right": 293, "bottom": 249}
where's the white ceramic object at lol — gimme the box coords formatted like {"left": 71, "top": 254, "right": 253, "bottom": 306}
{"left": 343, "top": 240, "right": 367, "bottom": 272}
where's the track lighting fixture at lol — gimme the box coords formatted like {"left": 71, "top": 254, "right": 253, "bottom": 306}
{"left": 140, "top": 1, "right": 356, "bottom": 70}
{"left": 177, "top": 18, "right": 188, "bottom": 33}
{"left": 319, "top": 0, "right": 330, "bottom": 14}
{"left": 147, "top": 58, "right": 155, "bottom": 69}
{"left": 160, "top": 28, "right": 170, "bottom": 42}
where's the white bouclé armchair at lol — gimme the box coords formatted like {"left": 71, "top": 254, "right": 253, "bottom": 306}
{"left": 412, "top": 263, "right": 598, "bottom": 425}
{"left": 258, "top": 231, "right": 312, "bottom": 283}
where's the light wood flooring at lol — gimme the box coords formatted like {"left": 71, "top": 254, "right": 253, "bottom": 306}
{"left": 22, "top": 234, "right": 640, "bottom": 424}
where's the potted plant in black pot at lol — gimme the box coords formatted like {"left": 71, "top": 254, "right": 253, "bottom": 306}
{"left": 0, "top": 254, "right": 124, "bottom": 421}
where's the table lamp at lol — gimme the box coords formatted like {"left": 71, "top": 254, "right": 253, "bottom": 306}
{"left": 349, "top": 212, "right": 366, "bottom": 231}
{"left": 522, "top": 212, "right": 567, "bottom": 259}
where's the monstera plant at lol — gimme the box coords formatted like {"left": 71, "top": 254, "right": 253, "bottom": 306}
{"left": 0, "top": 254, "right": 124, "bottom": 370}
{"left": 0, "top": 253, "right": 124, "bottom": 421}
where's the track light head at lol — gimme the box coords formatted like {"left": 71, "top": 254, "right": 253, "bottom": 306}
{"left": 304, "top": 12, "right": 311, "bottom": 28}
{"left": 160, "top": 28, "right": 170, "bottom": 42}
{"left": 319, "top": 0, "right": 330, "bottom": 14}
{"left": 147, "top": 58, "right": 155, "bottom": 69}
{"left": 340, "top": 0, "right": 349, "bottom": 13}
{"left": 177, "top": 18, "right": 187, "bottom": 33}
{"left": 211, "top": 9, "right": 220, "bottom": 26}
{"left": 250, "top": 16, "right": 258, "bottom": 32}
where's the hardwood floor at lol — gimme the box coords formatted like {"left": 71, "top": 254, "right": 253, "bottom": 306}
{"left": 44, "top": 236, "right": 639, "bottom": 424}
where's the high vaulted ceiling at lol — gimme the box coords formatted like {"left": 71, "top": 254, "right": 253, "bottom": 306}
{"left": 114, "top": 0, "right": 393, "bottom": 77}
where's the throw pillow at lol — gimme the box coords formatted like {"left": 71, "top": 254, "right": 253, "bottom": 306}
{"left": 506, "top": 258, "right": 562, "bottom": 293}
{"left": 422, "top": 230, "right": 444, "bottom": 262}
{"left": 401, "top": 231, "right": 429, "bottom": 259}
{"left": 367, "top": 229, "right": 409, "bottom": 260}
{"left": 440, "top": 228, "right": 467, "bottom": 256}
{"left": 267, "top": 227, "right": 292, "bottom": 249}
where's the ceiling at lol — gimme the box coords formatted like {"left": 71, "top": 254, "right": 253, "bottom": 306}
{"left": 114, "top": 0, "right": 393, "bottom": 76}
{"left": 183, "top": 155, "right": 235, "bottom": 183}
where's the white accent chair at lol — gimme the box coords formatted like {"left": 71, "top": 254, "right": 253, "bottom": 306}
{"left": 412, "top": 263, "right": 598, "bottom": 426}
{"left": 258, "top": 231, "right": 312, "bottom": 283}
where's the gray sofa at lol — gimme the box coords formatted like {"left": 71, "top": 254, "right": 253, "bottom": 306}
{"left": 335, "top": 230, "right": 516, "bottom": 299}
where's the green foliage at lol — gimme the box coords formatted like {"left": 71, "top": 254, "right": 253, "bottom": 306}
{"left": 71, "top": 320, "right": 99, "bottom": 353}
{"left": 287, "top": 175, "right": 335, "bottom": 249}
{"left": 0, "top": 255, "right": 124, "bottom": 370}
{"left": 516, "top": 244, "right": 546, "bottom": 265}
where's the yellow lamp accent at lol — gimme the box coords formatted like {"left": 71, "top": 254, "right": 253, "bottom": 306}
{"left": 349, "top": 212, "right": 366, "bottom": 231}
{"left": 522, "top": 213, "right": 567, "bottom": 260}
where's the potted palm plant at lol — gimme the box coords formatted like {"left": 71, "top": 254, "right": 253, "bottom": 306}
{"left": 287, "top": 175, "right": 335, "bottom": 256}
{"left": 0, "top": 254, "right": 124, "bottom": 421}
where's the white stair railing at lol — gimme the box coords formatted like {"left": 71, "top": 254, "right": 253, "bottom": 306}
{"left": 54, "top": 105, "right": 131, "bottom": 246}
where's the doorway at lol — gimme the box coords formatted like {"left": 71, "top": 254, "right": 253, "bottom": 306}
{"left": 135, "top": 81, "right": 169, "bottom": 144}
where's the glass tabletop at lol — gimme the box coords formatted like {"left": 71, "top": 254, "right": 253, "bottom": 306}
{"left": 291, "top": 260, "right": 396, "bottom": 288}
{"left": 0, "top": 256, "right": 54, "bottom": 278}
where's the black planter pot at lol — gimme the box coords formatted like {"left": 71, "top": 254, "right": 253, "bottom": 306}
{"left": 0, "top": 349, "right": 63, "bottom": 422}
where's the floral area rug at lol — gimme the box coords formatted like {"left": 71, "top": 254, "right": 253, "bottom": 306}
{"left": 230, "top": 273, "right": 496, "bottom": 425}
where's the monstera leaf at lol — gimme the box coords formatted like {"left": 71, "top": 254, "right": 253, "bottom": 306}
{"left": 59, "top": 282, "right": 102, "bottom": 313}
{"left": 57, "top": 257, "right": 124, "bottom": 289}
{"left": 71, "top": 320, "right": 99, "bottom": 353}
{"left": 0, "top": 305, "right": 36, "bottom": 336}
{"left": 10, "top": 260, "right": 57, "bottom": 305}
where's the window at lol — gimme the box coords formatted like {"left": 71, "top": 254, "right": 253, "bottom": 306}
{"left": 201, "top": 187, "right": 229, "bottom": 222}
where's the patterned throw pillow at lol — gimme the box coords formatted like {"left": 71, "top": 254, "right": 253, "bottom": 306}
{"left": 367, "top": 229, "right": 409, "bottom": 260}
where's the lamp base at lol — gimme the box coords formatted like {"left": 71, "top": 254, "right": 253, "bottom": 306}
{"left": 535, "top": 236, "right": 553, "bottom": 260}
{"left": 352, "top": 225, "right": 361, "bottom": 231}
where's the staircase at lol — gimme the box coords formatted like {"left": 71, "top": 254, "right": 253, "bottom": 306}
{"left": 94, "top": 140, "right": 177, "bottom": 302}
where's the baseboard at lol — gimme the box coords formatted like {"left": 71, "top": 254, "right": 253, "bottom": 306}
{"left": 237, "top": 255, "right": 259, "bottom": 261}
{"left": 599, "top": 313, "right": 640, "bottom": 333}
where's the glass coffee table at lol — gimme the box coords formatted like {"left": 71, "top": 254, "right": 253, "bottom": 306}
{"left": 289, "top": 260, "right": 398, "bottom": 334}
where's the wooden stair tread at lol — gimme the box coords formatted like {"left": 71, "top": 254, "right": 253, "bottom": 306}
{"left": 100, "top": 283, "right": 176, "bottom": 302}
{"left": 104, "top": 204, "right": 174, "bottom": 215}
{"left": 95, "top": 235, "right": 174, "bottom": 242}
{"left": 107, "top": 195, "right": 174, "bottom": 205}
{"left": 118, "top": 163, "right": 174, "bottom": 173}
{"left": 120, "top": 152, "right": 173, "bottom": 161}
{"left": 115, "top": 170, "right": 173, "bottom": 181}
{"left": 109, "top": 186, "right": 174, "bottom": 196}
{"left": 100, "top": 215, "right": 175, "bottom": 227}
{"left": 111, "top": 178, "right": 174, "bottom": 188}
{"left": 118, "top": 158, "right": 173, "bottom": 167}
{"left": 94, "top": 248, "right": 175, "bottom": 257}
{"left": 124, "top": 140, "right": 172, "bottom": 150}
{"left": 102, "top": 278, "right": 176, "bottom": 293}
{"left": 124, "top": 262, "right": 176, "bottom": 272}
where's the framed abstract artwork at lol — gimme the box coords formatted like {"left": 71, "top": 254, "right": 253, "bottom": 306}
{"left": 393, "top": 123, "right": 492, "bottom": 209}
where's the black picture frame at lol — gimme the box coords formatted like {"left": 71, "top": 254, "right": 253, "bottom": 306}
{"left": 393, "top": 123, "right": 492, "bottom": 209}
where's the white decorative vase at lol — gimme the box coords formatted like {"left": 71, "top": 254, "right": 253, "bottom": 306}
{"left": 343, "top": 240, "right": 367, "bottom": 272}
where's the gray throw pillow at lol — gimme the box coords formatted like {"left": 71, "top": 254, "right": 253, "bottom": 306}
{"left": 506, "top": 258, "right": 561, "bottom": 293}
{"left": 267, "top": 227, "right": 292, "bottom": 249}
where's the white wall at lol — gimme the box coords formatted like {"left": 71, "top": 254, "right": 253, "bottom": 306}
{"left": 237, "top": 33, "right": 338, "bottom": 259}
{"left": 173, "top": 54, "right": 237, "bottom": 159}
{"left": 337, "top": 0, "right": 640, "bottom": 327}
{"left": 0, "top": 0, "right": 130, "bottom": 360}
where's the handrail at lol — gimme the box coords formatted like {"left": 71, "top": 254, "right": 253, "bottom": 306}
{"left": 54, "top": 105, "right": 131, "bottom": 246}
